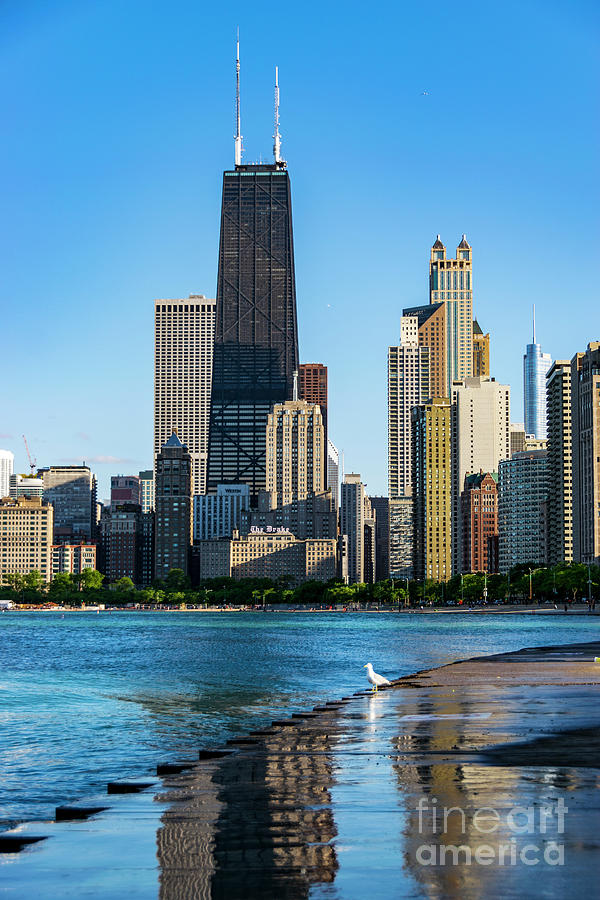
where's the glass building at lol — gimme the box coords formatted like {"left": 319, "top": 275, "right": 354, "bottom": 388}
{"left": 207, "top": 162, "right": 299, "bottom": 505}
{"left": 523, "top": 341, "right": 552, "bottom": 440}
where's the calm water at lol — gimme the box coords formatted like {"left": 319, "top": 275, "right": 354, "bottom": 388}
{"left": 0, "top": 610, "right": 596, "bottom": 827}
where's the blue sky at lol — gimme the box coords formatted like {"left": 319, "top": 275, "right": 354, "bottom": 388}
{"left": 1, "top": 0, "right": 598, "bottom": 498}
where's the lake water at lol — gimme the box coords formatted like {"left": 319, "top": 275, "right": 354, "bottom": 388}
{"left": 0, "top": 610, "right": 596, "bottom": 828}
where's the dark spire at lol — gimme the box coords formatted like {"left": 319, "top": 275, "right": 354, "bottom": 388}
{"left": 432, "top": 234, "right": 445, "bottom": 250}
{"left": 458, "top": 234, "right": 471, "bottom": 249}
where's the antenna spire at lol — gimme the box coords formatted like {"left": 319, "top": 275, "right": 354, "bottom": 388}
{"left": 273, "top": 66, "right": 282, "bottom": 163}
{"left": 234, "top": 29, "right": 242, "bottom": 167}
{"left": 532, "top": 304, "right": 536, "bottom": 344}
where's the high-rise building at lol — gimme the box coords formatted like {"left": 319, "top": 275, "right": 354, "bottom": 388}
{"left": 0, "top": 497, "right": 53, "bottom": 584}
{"left": 138, "top": 470, "right": 155, "bottom": 514}
{"left": 299, "top": 364, "right": 327, "bottom": 473}
{"left": 389, "top": 497, "right": 413, "bottom": 580}
{"left": 266, "top": 401, "right": 324, "bottom": 507}
{"left": 460, "top": 472, "right": 499, "bottom": 573}
{"left": 472, "top": 320, "right": 490, "bottom": 377}
{"left": 451, "top": 377, "right": 510, "bottom": 574}
{"left": 509, "top": 423, "right": 527, "bottom": 456}
{"left": 9, "top": 474, "right": 44, "bottom": 499}
{"left": 207, "top": 60, "right": 299, "bottom": 504}
{"left": 571, "top": 342, "right": 600, "bottom": 564}
{"left": 154, "top": 294, "right": 216, "bottom": 497}
{"left": 498, "top": 450, "right": 548, "bottom": 572}
{"left": 0, "top": 450, "right": 14, "bottom": 499}
{"left": 340, "top": 474, "right": 367, "bottom": 584}
{"left": 41, "top": 466, "right": 97, "bottom": 543}
{"left": 154, "top": 433, "right": 193, "bottom": 579}
{"left": 110, "top": 476, "right": 141, "bottom": 509}
{"left": 363, "top": 495, "right": 376, "bottom": 585}
{"left": 52, "top": 543, "right": 97, "bottom": 578}
{"left": 546, "top": 360, "right": 573, "bottom": 565}
{"left": 429, "top": 235, "right": 473, "bottom": 395}
{"left": 327, "top": 439, "right": 340, "bottom": 510}
{"left": 388, "top": 317, "right": 430, "bottom": 500}
{"left": 523, "top": 310, "right": 552, "bottom": 440}
{"left": 369, "top": 496, "right": 390, "bottom": 581}
{"left": 402, "top": 302, "right": 446, "bottom": 400}
{"left": 99, "top": 504, "right": 154, "bottom": 587}
{"left": 193, "top": 484, "right": 250, "bottom": 541}
{"left": 412, "top": 398, "right": 452, "bottom": 582}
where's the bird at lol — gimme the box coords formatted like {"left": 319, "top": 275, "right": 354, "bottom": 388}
{"left": 363, "top": 663, "right": 391, "bottom": 692}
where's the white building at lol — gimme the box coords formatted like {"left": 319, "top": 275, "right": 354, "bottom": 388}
{"left": 451, "top": 376, "right": 511, "bottom": 575}
{"left": 0, "top": 450, "right": 14, "bottom": 499}
{"left": 266, "top": 400, "right": 325, "bottom": 506}
{"left": 10, "top": 474, "right": 44, "bottom": 498}
{"left": 154, "top": 295, "right": 216, "bottom": 496}
{"left": 193, "top": 484, "right": 250, "bottom": 541}
{"left": 327, "top": 439, "right": 340, "bottom": 510}
{"left": 498, "top": 450, "right": 548, "bottom": 572}
{"left": 340, "top": 474, "right": 366, "bottom": 584}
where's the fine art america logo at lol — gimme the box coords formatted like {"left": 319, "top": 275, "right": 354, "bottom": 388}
{"left": 415, "top": 797, "right": 567, "bottom": 867}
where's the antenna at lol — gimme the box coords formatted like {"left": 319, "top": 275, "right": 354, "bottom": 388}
{"left": 234, "top": 29, "right": 242, "bottom": 167}
{"left": 292, "top": 369, "right": 299, "bottom": 400}
{"left": 532, "top": 304, "right": 536, "bottom": 344}
{"left": 273, "top": 66, "right": 282, "bottom": 163}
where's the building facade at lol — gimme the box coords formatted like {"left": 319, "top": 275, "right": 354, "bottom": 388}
{"left": 111, "top": 476, "right": 141, "bottom": 508}
{"left": 193, "top": 483, "right": 250, "bottom": 541}
{"left": 9, "top": 474, "right": 44, "bottom": 498}
{"left": 402, "top": 302, "right": 446, "bottom": 400}
{"left": 299, "top": 364, "right": 327, "bottom": 473}
{"left": 41, "top": 466, "right": 97, "bottom": 543}
{"left": 99, "top": 504, "right": 153, "bottom": 587}
{"left": 546, "top": 360, "right": 573, "bottom": 565}
{"left": 369, "top": 496, "right": 390, "bottom": 582}
{"left": 389, "top": 497, "right": 413, "bottom": 580}
{"left": 429, "top": 236, "right": 473, "bottom": 395}
{"left": 52, "top": 543, "right": 97, "bottom": 577}
{"left": 326, "top": 439, "right": 340, "bottom": 511}
{"left": 154, "top": 295, "right": 216, "bottom": 497}
{"left": 523, "top": 319, "right": 552, "bottom": 440}
{"left": 154, "top": 433, "right": 193, "bottom": 579}
{"left": 571, "top": 342, "right": 600, "bottom": 564}
{"left": 0, "top": 450, "right": 14, "bottom": 499}
{"left": 451, "top": 377, "right": 510, "bottom": 574}
{"left": 139, "top": 470, "right": 155, "bottom": 514}
{"left": 498, "top": 450, "right": 548, "bottom": 572}
{"left": 266, "top": 400, "right": 325, "bottom": 506}
{"left": 460, "top": 472, "right": 499, "bottom": 573}
{"left": 0, "top": 497, "right": 53, "bottom": 584}
{"left": 340, "top": 474, "right": 366, "bottom": 584}
{"left": 207, "top": 161, "right": 299, "bottom": 503}
{"left": 472, "top": 319, "right": 490, "bottom": 377}
{"left": 412, "top": 399, "right": 452, "bottom": 582}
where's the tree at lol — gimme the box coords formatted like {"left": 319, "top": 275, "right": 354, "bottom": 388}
{"left": 49, "top": 572, "right": 73, "bottom": 593}
{"left": 24, "top": 570, "right": 45, "bottom": 593}
{"left": 164, "top": 569, "right": 191, "bottom": 592}
{"left": 76, "top": 569, "right": 105, "bottom": 591}
{"left": 115, "top": 576, "right": 135, "bottom": 592}
{"left": 4, "top": 573, "right": 25, "bottom": 593}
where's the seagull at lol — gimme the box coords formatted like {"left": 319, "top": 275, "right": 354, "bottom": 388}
{"left": 363, "top": 663, "right": 391, "bottom": 692}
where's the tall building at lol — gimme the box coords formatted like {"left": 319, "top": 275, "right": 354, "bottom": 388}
{"left": 460, "top": 472, "right": 499, "bottom": 573}
{"left": 52, "top": 543, "right": 97, "bottom": 578}
{"left": 0, "top": 497, "right": 53, "bottom": 584}
{"left": 498, "top": 450, "right": 548, "bottom": 572}
{"left": 154, "top": 433, "right": 193, "bottom": 579}
{"left": 193, "top": 484, "right": 250, "bottom": 541}
{"left": 154, "top": 294, "right": 216, "bottom": 496}
{"left": 546, "top": 360, "right": 573, "bottom": 565}
{"left": 523, "top": 310, "right": 552, "bottom": 439}
{"left": 340, "top": 474, "right": 366, "bottom": 584}
{"left": 0, "top": 450, "right": 14, "bottom": 499}
{"left": 299, "top": 364, "right": 327, "bottom": 473}
{"left": 99, "top": 504, "right": 154, "bottom": 587}
{"left": 363, "top": 495, "right": 376, "bottom": 585}
{"left": 402, "top": 302, "right": 446, "bottom": 400}
{"left": 9, "top": 474, "right": 44, "bottom": 499}
{"left": 369, "top": 496, "right": 390, "bottom": 581}
{"left": 571, "top": 342, "right": 600, "bottom": 564}
{"left": 266, "top": 400, "right": 325, "bottom": 507}
{"left": 207, "top": 58, "right": 299, "bottom": 504}
{"left": 110, "top": 475, "right": 141, "bottom": 509}
{"left": 472, "top": 320, "right": 490, "bottom": 376}
{"left": 327, "top": 439, "right": 340, "bottom": 510}
{"left": 429, "top": 235, "right": 473, "bottom": 395}
{"left": 412, "top": 399, "right": 452, "bottom": 582}
{"left": 138, "top": 470, "right": 155, "bottom": 514}
{"left": 389, "top": 497, "right": 413, "bottom": 580}
{"left": 451, "top": 376, "right": 510, "bottom": 574}
{"left": 388, "top": 317, "right": 430, "bottom": 500}
{"left": 41, "top": 466, "right": 97, "bottom": 543}
{"left": 510, "top": 423, "right": 527, "bottom": 456}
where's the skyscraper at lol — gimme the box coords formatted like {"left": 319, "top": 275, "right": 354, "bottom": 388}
{"left": 299, "top": 364, "right": 327, "bottom": 473}
{"left": 412, "top": 398, "right": 452, "bottom": 582}
{"left": 341, "top": 474, "right": 367, "bottom": 584}
{"left": 266, "top": 400, "right": 325, "bottom": 507}
{"left": 154, "top": 294, "right": 216, "bottom": 496}
{"left": 498, "top": 450, "right": 548, "bottom": 572}
{"left": 0, "top": 450, "right": 14, "bottom": 499}
{"left": 460, "top": 472, "right": 499, "bottom": 574}
{"left": 154, "top": 433, "right": 192, "bottom": 579}
{"left": 451, "top": 377, "right": 510, "bottom": 574}
{"left": 327, "top": 439, "right": 340, "bottom": 510}
{"left": 402, "top": 302, "right": 446, "bottom": 399}
{"left": 472, "top": 320, "right": 490, "bottom": 377}
{"left": 546, "top": 360, "right": 573, "bottom": 565}
{"left": 523, "top": 308, "right": 552, "bottom": 440}
{"left": 571, "top": 342, "right": 600, "bottom": 564}
{"left": 41, "top": 465, "right": 97, "bottom": 543}
{"left": 429, "top": 236, "right": 473, "bottom": 395}
{"left": 207, "top": 48, "right": 299, "bottom": 504}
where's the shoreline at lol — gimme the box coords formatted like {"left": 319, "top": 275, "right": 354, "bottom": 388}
{"left": 4, "top": 604, "right": 597, "bottom": 615}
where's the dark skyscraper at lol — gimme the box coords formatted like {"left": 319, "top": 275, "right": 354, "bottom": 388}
{"left": 207, "top": 46, "right": 299, "bottom": 504}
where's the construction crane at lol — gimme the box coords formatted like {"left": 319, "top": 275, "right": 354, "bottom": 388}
{"left": 22, "top": 435, "right": 37, "bottom": 474}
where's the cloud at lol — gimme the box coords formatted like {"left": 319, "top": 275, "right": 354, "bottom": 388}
{"left": 59, "top": 455, "right": 135, "bottom": 466}
{"left": 0, "top": 433, "right": 14, "bottom": 440}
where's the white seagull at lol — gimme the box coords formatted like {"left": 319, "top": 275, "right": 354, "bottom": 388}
{"left": 363, "top": 663, "right": 391, "bottom": 692}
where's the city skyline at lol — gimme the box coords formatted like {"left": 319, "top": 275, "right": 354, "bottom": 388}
{"left": 2, "top": 2, "right": 598, "bottom": 496}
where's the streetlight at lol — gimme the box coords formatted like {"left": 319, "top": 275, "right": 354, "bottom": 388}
{"left": 528, "top": 567, "right": 533, "bottom": 603}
